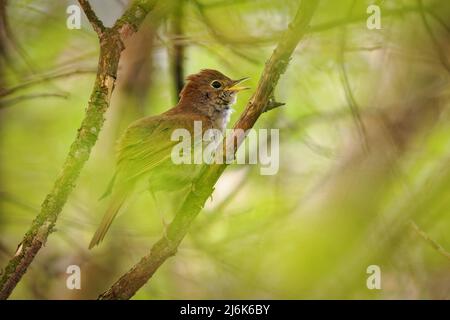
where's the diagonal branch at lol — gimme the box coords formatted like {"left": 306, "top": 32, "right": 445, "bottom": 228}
{"left": 0, "top": 0, "right": 158, "bottom": 300}
{"left": 417, "top": 0, "right": 450, "bottom": 73}
{"left": 337, "top": 0, "right": 369, "bottom": 153}
{"left": 99, "top": 0, "right": 320, "bottom": 300}
{"left": 410, "top": 221, "right": 450, "bottom": 261}
{"left": 0, "top": 68, "right": 96, "bottom": 98}
{"left": 0, "top": 92, "right": 69, "bottom": 108}
{"left": 78, "top": 0, "right": 106, "bottom": 36}
{"left": 170, "top": 0, "right": 185, "bottom": 101}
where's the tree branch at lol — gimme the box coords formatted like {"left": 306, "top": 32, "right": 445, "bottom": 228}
{"left": 410, "top": 221, "right": 450, "bottom": 261}
{"left": 0, "top": 92, "right": 68, "bottom": 108}
{"left": 0, "top": 0, "right": 158, "bottom": 300}
{"left": 337, "top": 0, "right": 369, "bottom": 153}
{"left": 417, "top": 0, "right": 450, "bottom": 73}
{"left": 99, "top": 0, "right": 319, "bottom": 300}
{"left": 170, "top": 0, "right": 185, "bottom": 101}
{"left": 78, "top": 0, "right": 106, "bottom": 36}
{"left": 0, "top": 68, "right": 96, "bottom": 98}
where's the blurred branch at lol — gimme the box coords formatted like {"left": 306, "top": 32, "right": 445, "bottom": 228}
{"left": 167, "top": 3, "right": 438, "bottom": 51}
{"left": 337, "top": 0, "right": 369, "bottom": 152}
{"left": 192, "top": 0, "right": 261, "bottom": 64}
{"left": 170, "top": 0, "right": 185, "bottom": 100}
{"left": 0, "top": 0, "right": 158, "bottom": 300}
{"left": 409, "top": 221, "right": 450, "bottom": 261}
{"left": 154, "top": 3, "right": 443, "bottom": 52}
{"left": 99, "top": 0, "right": 319, "bottom": 300}
{"left": 417, "top": 0, "right": 450, "bottom": 73}
{"left": 345, "top": 45, "right": 384, "bottom": 52}
{"left": 116, "top": 19, "right": 156, "bottom": 107}
{"left": 199, "top": 2, "right": 439, "bottom": 38}
{"left": 0, "top": 69, "right": 95, "bottom": 98}
{"left": 310, "top": 3, "right": 438, "bottom": 33}
{"left": 0, "top": 0, "right": 36, "bottom": 72}
{"left": 0, "top": 92, "right": 68, "bottom": 108}
{"left": 0, "top": 191, "right": 37, "bottom": 215}
{"left": 308, "top": 81, "right": 448, "bottom": 297}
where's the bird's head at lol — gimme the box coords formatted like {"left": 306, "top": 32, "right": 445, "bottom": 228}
{"left": 178, "top": 69, "right": 249, "bottom": 118}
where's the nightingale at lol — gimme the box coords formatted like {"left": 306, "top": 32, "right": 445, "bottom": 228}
{"left": 89, "top": 69, "right": 249, "bottom": 249}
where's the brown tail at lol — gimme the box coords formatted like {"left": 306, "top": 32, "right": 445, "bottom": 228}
{"left": 89, "top": 190, "right": 128, "bottom": 249}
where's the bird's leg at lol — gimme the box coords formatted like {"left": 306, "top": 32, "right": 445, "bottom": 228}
{"left": 148, "top": 186, "right": 169, "bottom": 241}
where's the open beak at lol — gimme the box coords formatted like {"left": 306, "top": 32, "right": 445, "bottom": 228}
{"left": 225, "top": 77, "right": 250, "bottom": 92}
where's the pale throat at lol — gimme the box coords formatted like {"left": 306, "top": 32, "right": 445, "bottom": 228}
{"left": 190, "top": 91, "right": 237, "bottom": 131}
{"left": 214, "top": 92, "right": 236, "bottom": 131}
{"left": 210, "top": 105, "right": 233, "bottom": 132}
{"left": 209, "top": 94, "right": 236, "bottom": 131}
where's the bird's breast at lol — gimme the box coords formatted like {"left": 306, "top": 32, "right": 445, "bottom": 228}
{"left": 210, "top": 106, "right": 232, "bottom": 132}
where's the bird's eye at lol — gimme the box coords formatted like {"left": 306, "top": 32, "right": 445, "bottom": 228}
{"left": 210, "top": 80, "right": 222, "bottom": 89}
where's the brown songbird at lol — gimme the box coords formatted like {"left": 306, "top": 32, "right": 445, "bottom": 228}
{"left": 89, "top": 69, "right": 249, "bottom": 249}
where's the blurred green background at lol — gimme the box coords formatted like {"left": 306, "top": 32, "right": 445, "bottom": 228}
{"left": 0, "top": 0, "right": 449, "bottom": 299}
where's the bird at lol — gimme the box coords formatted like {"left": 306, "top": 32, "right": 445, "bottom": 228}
{"left": 89, "top": 69, "right": 249, "bottom": 249}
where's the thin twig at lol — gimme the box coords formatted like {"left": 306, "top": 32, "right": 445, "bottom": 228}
{"left": 0, "top": 92, "right": 68, "bottom": 108}
{"left": 310, "top": 3, "right": 438, "bottom": 33}
{"left": 337, "top": 0, "right": 369, "bottom": 153}
{"left": 0, "top": 0, "right": 37, "bottom": 73}
{"left": 409, "top": 221, "right": 450, "bottom": 261}
{"left": 417, "top": 0, "right": 450, "bottom": 73}
{"left": 192, "top": 0, "right": 261, "bottom": 64}
{"left": 425, "top": 8, "right": 450, "bottom": 34}
{"left": 0, "top": 69, "right": 96, "bottom": 98}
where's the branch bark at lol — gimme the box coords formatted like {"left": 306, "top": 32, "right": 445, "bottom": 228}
{"left": 78, "top": 0, "right": 106, "bottom": 36}
{"left": 99, "top": 0, "right": 319, "bottom": 300}
{"left": 0, "top": 0, "right": 157, "bottom": 300}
